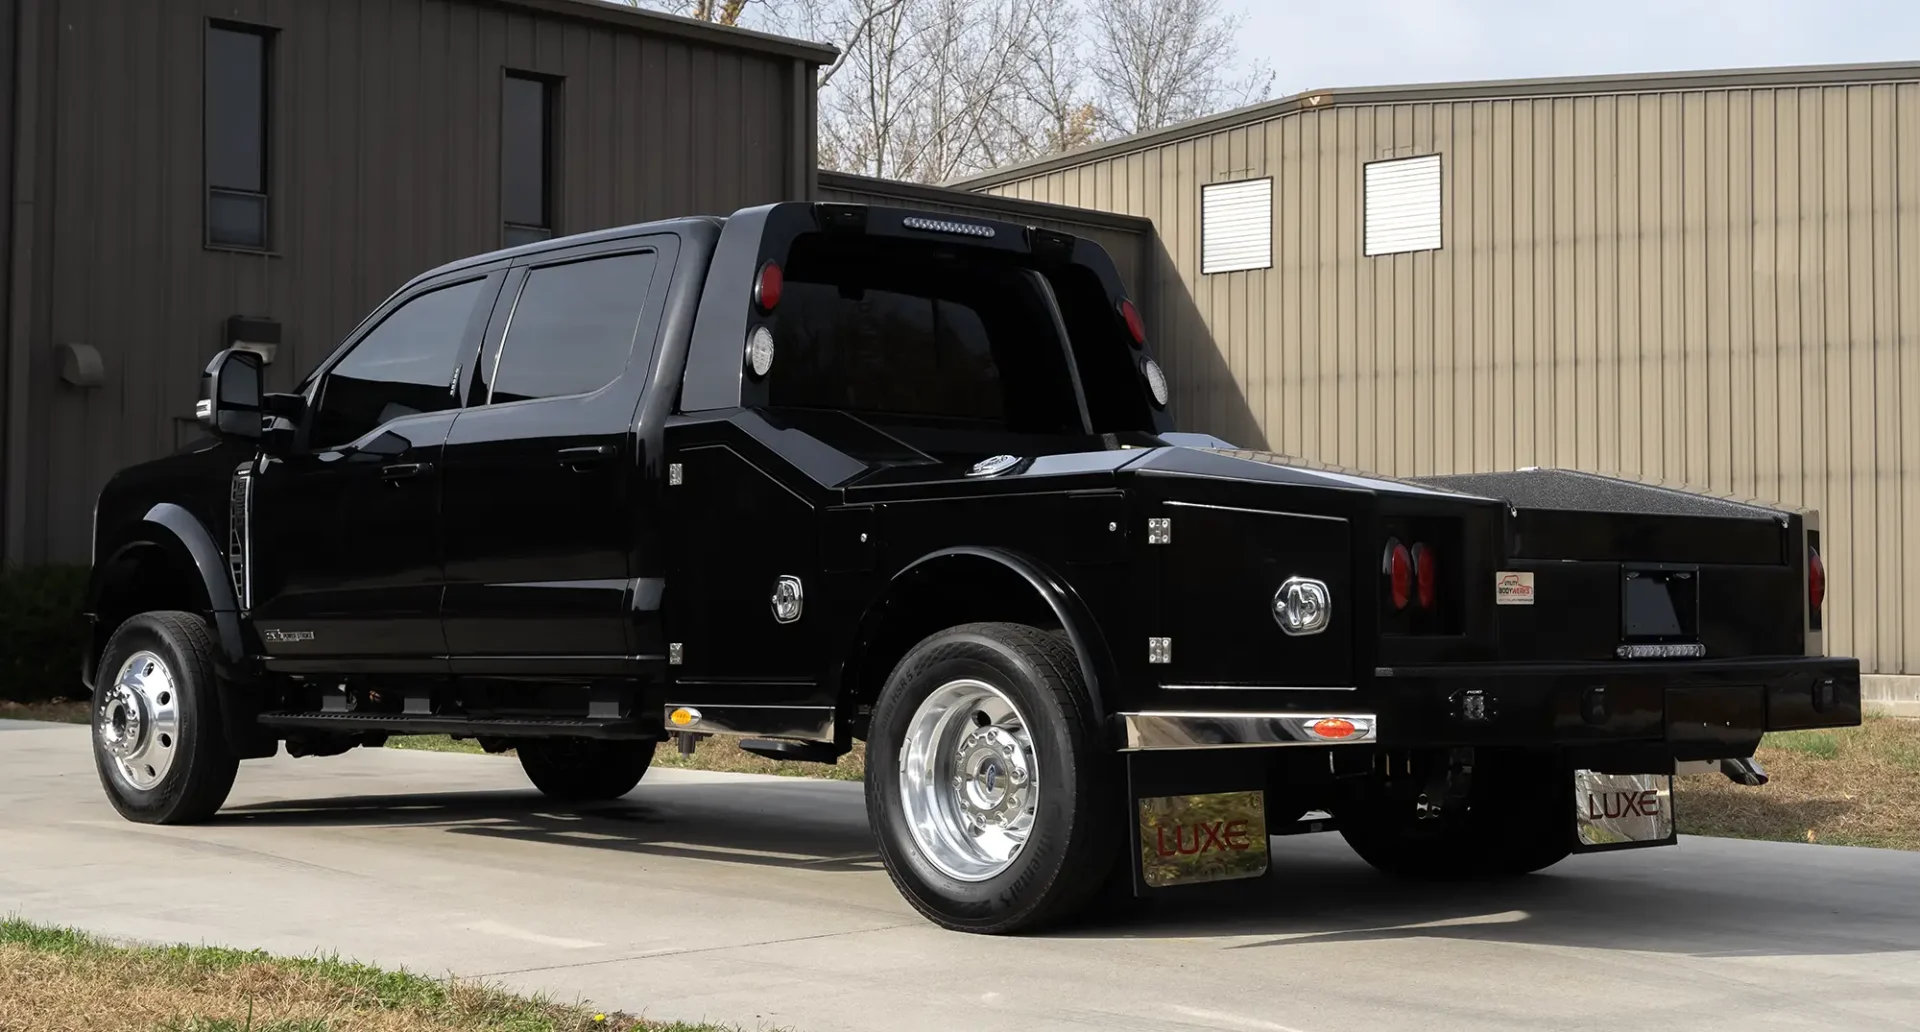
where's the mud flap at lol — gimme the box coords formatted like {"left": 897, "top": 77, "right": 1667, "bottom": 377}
{"left": 1124, "top": 750, "right": 1272, "bottom": 894}
{"left": 1570, "top": 770, "right": 1677, "bottom": 853}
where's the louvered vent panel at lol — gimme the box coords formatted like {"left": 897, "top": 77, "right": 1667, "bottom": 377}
{"left": 1200, "top": 178, "right": 1272, "bottom": 274}
{"left": 1364, "top": 154, "right": 1443, "bottom": 256}
{"left": 229, "top": 467, "right": 252, "bottom": 611}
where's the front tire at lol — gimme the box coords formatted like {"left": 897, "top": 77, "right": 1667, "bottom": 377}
{"left": 517, "top": 738, "right": 653, "bottom": 801}
{"left": 866, "top": 622, "right": 1117, "bottom": 934}
{"left": 91, "top": 611, "right": 239, "bottom": 825}
{"left": 1339, "top": 750, "right": 1571, "bottom": 880}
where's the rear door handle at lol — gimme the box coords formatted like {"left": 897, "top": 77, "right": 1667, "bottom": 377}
{"left": 557, "top": 445, "right": 616, "bottom": 469}
{"left": 380, "top": 461, "right": 433, "bottom": 481}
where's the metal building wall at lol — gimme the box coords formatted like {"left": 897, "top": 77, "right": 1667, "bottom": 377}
{"left": 2, "top": 0, "right": 827, "bottom": 565}
{"left": 973, "top": 68, "right": 1920, "bottom": 676}
{"left": 818, "top": 170, "right": 1155, "bottom": 302}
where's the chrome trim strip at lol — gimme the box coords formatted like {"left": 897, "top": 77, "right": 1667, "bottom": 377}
{"left": 663, "top": 703, "right": 835, "bottom": 744}
{"left": 1160, "top": 684, "right": 1357, "bottom": 691}
{"left": 1119, "top": 711, "right": 1378, "bottom": 751}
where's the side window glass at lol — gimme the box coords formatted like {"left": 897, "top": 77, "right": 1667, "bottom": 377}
{"left": 488, "top": 251, "right": 658, "bottom": 404}
{"left": 310, "top": 278, "right": 487, "bottom": 449}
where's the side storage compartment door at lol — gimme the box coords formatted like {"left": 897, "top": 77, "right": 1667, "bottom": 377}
{"left": 662, "top": 430, "right": 827, "bottom": 728}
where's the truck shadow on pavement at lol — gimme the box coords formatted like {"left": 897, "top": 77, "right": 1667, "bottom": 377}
{"left": 221, "top": 783, "right": 1919, "bottom": 959}
{"left": 219, "top": 780, "right": 888, "bottom": 874}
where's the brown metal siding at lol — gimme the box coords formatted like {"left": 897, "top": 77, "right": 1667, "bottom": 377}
{"left": 7, "top": 0, "right": 811, "bottom": 564}
{"left": 818, "top": 171, "right": 1155, "bottom": 307}
{"left": 983, "top": 78, "right": 1920, "bottom": 676}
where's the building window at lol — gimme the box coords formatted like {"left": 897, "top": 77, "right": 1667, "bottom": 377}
{"left": 1200, "top": 178, "right": 1272, "bottom": 274}
{"left": 205, "top": 23, "right": 272, "bottom": 250}
{"left": 503, "top": 74, "right": 556, "bottom": 247}
{"left": 1364, "top": 154, "right": 1443, "bottom": 256}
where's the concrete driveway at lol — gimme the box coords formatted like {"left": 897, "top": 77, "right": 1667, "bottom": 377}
{"left": 3, "top": 718, "right": 1917, "bottom": 1032}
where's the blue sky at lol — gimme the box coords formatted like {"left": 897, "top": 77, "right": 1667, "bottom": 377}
{"left": 1245, "top": 0, "right": 1920, "bottom": 95}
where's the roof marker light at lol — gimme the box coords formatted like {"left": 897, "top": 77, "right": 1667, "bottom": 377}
{"left": 902, "top": 216, "right": 996, "bottom": 239}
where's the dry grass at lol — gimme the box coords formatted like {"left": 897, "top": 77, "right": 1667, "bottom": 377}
{"left": 1674, "top": 715, "right": 1920, "bottom": 850}
{"left": 0, "top": 919, "right": 736, "bottom": 1032}
{"left": 0, "top": 698, "right": 89, "bottom": 723}
{"left": 650, "top": 736, "right": 864, "bottom": 782}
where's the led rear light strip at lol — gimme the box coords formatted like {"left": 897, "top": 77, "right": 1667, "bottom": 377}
{"left": 902, "top": 216, "right": 996, "bottom": 238}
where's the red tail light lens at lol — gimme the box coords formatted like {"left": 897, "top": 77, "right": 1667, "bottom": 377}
{"left": 754, "top": 261, "right": 783, "bottom": 312}
{"left": 1809, "top": 546, "right": 1825, "bottom": 612}
{"left": 1119, "top": 299, "right": 1147, "bottom": 347}
{"left": 1383, "top": 539, "right": 1412, "bottom": 610}
{"left": 1412, "top": 542, "right": 1437, "bottom": 609}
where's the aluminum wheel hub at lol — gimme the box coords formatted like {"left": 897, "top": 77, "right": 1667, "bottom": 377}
{"left": 897, "top": 678, "right": 1039, "bottom": 882}
{"left": 96, "top": 650, "right": 180, "bottom": 791}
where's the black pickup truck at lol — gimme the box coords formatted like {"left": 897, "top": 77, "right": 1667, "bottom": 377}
{"left": 86, "top": 201, "right": 1861, "bottom": 934}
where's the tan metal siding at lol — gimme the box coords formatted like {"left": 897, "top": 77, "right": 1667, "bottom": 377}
{"left": 980, "top": 79, "right": 1920, "bottom": 675}
{"left": 9, "top": 0, "right": 809, "bottom": 564}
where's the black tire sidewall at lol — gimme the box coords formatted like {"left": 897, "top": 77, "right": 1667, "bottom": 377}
{"left": 518, "top": 738, "right": 653, "bottom": 801}
{"left": 866, "top": 627, "right": 1107, "bottom": 931}
{"left": 91, "top": 614, "right": 227, "bottom": 822}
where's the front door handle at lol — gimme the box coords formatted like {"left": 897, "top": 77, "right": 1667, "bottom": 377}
{"left": 557, "top": 445, "right": 616, "bottom": 469}
{"left": 380, "top": 461, "right": 433, "bottom": 481}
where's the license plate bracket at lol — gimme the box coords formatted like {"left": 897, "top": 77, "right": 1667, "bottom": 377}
{"left": 1571, "top": 770, "right": 1676, "bottom": 852}
{"left": 1137, "top": 790, "right": 1271, "bottom": 888}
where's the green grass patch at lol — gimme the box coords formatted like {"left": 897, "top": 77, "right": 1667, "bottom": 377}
{"left": 1765, "top": 729, "right": 1840, "bottom": 760}
{"left": 386, "top": 734, "right": 489, "bottom": 755}
{"left": 1676, "top": 714, "right": 1920, "bottom": 851}
{"left": 0, "top": 918, "right": 747, "bottom": 1031}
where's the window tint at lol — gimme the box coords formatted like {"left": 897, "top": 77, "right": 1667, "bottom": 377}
{"left": 488, "top": 252, "right": 657, "bottom": 404}
{"left": 206, "top": 24, "right": 272, "bottom": 249}
{"left": 502, "top": 74, "right": 554, "bottom": 247}
{"left": 767, "top": 235, "right": 1082, "bottom": 434}
{"left": 310, "top": 279, "right": 487, "bottom": 449}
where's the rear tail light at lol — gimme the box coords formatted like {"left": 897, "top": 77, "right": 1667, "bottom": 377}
{"left": 1809, "top": 545, "right": 1825, "bottom": 613}
{"left": 754, "top": 260, "right": 783, "bottom": 312}
{"left": 1383, "top": 539, "right": 1412, "bottom": 610}
{"left": 1412, "top": 542, "right": 1437, "bottom": 609}
{"left": 1119, "top": 299, "right": 1147, "bottom": 347}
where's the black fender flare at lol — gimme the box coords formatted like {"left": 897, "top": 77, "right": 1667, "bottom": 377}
{"left": 847, "top": 546, "right": 1116, "bottom": 721}
{"left": 128, "top": 503, "right": 247, "bottom": 665}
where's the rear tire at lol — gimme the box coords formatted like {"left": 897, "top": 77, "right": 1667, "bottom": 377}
{"left": 91, "top": 611, "right": 239, "bottom": 825}
{"left": 866, "top": 622, "right": 1118, "bottom": 934}
{"left": 1339, "top": 750, "right": 1571, "bottom": 880}
{"left": 517, "top": 738, "right": 653, "bottom": 801}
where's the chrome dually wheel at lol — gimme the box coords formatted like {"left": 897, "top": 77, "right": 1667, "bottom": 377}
{"left": 98, "top": 650, "right": 181, "bottom": 791}
{"left": 898, "top": 678, "right": 1040, "bottom": 881}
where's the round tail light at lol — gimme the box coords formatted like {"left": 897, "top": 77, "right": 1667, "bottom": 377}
{"left": 1119, "top": 299, "right": 1147, "bottom": 347}
{"left": 1383, "top": 539, "right": 1412, "bottom": 611}
{"left": 1412, "top": 542, "right": 1437, "bottom": 609}
{"left": 1809, "top": 546, "right": 1825, "bottom": 612}
{"left": 754, "top": 260, "right": 783, "bottom": 312}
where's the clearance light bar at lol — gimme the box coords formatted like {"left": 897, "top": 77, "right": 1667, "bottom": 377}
{"left": 1616, "top": 643, "right": 1707, "bottom": 660}
{"left": 902, "top": 216, "right": 996, "bottom": 239}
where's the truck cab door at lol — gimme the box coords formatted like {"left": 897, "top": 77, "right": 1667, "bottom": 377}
{"left": 438, "top": 236, "right": 676, "bottom": 675}
{"left": 247, "top": 271, "right": 501, "bottom": 669}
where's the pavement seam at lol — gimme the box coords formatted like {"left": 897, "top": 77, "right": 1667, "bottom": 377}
{"left": 465, "top": 922, "right": 921, "bottom": 978}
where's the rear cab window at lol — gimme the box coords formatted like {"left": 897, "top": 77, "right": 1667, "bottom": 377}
{"left": 756, "top": 213, "right": 1161, "bottom": 458}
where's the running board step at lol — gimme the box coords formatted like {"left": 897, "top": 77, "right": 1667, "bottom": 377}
{"left": 257, "top": 711, "right": 654, "bottom": 740}
{"left": 737, "top": 738, "right": 847, "bottom": 764}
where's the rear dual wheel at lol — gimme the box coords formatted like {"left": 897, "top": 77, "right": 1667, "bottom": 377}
{"left": 866, "top": 623, "right": 1120, "bottom": 934}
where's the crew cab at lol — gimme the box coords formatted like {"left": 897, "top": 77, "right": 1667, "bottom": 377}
{"left": 85, "top": 201, "right": 1862, "bottom": 933}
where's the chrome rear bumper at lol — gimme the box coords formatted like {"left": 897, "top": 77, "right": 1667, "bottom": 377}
{"left": 1118, "top": 711, "right": 1378, "bottom": 751}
